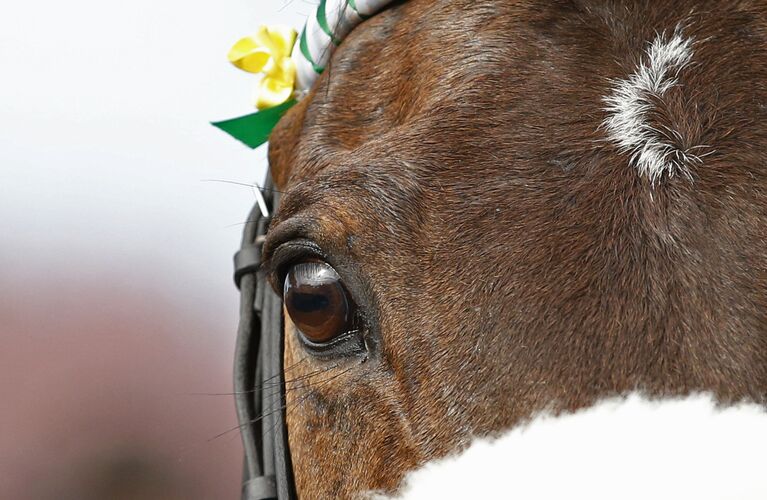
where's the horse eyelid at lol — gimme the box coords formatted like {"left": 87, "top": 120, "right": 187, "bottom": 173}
{"left": 262, "top": 240, "right": 327, "bottom": 291}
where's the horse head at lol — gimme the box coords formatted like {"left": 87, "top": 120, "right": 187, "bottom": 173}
{"left": 255, "top": 0, "right": 767, "bottom": 497}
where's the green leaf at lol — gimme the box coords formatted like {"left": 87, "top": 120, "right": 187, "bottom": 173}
{"left": 211, "top": 99, "right": 297, "bottom": 149}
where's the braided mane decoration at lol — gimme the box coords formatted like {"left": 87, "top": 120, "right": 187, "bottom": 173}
{"left": 293, "top": 0, "right": 393, "bottom": 92}
{"left": 212, "top": 0, "right": 393, "bottom": 148}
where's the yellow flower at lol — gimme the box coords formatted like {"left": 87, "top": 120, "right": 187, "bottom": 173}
{"left": 228, "top": 25, "right": 298, "bottom": 110}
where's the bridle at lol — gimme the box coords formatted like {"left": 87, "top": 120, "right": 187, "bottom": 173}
{"left": 233, "top": 175, "right": 296, "bottom": 500}
{"left": 228, "top": 6, "right": 399, "bottom": 496}
{"left": 225, "top": 3, "right": 397, "bottom": 492}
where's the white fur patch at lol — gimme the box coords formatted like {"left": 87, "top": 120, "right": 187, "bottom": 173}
{"left": 603, "top": 30, "right": 698, "bottom": 182}
{"left": 382, "top": 394, "right": 767, "bottom": 499}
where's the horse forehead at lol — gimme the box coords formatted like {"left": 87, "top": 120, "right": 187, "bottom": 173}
{"left": 272, "top": 0, "right": 767, "bottom": 220}
{"left": 271, "top": 0, "right": 515, "bottom": 173}
{"left": 306, "top": 0, "right": 512, "bottom": 132}
{"left": 274, "top": 0, "right": 611, "bottom": 187}
{"left": 271, "top": 0, "right": 596, "bottom": 231}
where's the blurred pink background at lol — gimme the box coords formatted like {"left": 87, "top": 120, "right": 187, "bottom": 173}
{"left": 1, "top": 265, "right": 240, "bottom": 499}
{"left": 0, "top": 0, "right": 309, "bottom": 497}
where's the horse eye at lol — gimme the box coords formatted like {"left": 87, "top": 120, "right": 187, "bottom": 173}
{"left": 283, "top": 261, "right": 354, "bottom": 344}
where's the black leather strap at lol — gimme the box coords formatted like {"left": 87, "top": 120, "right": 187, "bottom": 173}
{"left": 234, "top": 174, "right": 296, "bottom": 500}
{"left": 234, "top": 245, "right": 262, "bottom": 289}
{"left": 243, "top": 475, "right": 277, "bottom": 500}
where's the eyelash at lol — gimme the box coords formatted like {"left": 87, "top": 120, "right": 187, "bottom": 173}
{"left": 262, "top": 240, "right": 326, "bottom": 295}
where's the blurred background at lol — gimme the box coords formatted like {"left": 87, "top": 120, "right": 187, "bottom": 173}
{"left": 0, "top": 1, "right": 308, "bottom": 498}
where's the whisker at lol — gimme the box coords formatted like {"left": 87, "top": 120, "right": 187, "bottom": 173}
{"left": 259, "top": 364, "right": 359, "bottom": 438}
{"left": 224, "top": 219, "right": 266, "bottom": 229}
{"left": 182, "top": 357, "right": 311, "bottom": 396}
{"left": 209, "top": 364, "right": 356, "bottom": 442}
{"left": 200, "top": 178, "right": 289, "bottom": 196}
{"left": 258, "top": 362, "right": 342, "bottom": 402}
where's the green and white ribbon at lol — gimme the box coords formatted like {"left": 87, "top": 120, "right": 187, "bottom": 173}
{"left": 291, "top": 0, "right": 393, "bottom": 93}
{"left": 213, "top": 0, "right": 393, "bottom": 150}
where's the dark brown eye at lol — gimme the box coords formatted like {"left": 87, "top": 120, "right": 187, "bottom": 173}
{"left": 283, "top": 261, "right": 354, "bottom": 344}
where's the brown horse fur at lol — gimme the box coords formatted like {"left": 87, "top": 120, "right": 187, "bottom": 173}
{"left": 263, "top": 0, "right": 767, "bottom": 497}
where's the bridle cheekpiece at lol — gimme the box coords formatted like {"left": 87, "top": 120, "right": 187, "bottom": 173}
{"left": 224, "top": 3, "right": 395, "bottom": 498}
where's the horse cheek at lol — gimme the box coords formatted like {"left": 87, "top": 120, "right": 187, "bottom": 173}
{"left": 284, "top": 315, "right": 420, "bottom": 498}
